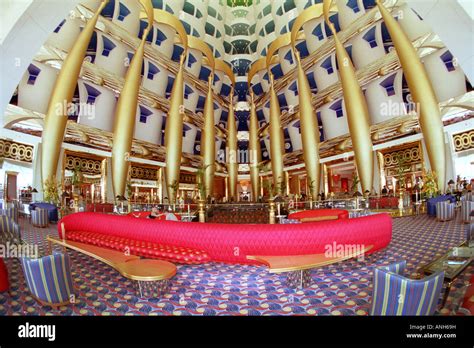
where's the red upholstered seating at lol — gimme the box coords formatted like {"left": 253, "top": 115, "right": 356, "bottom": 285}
{"left": 288, "top": 209, "right": 349, "bottom": 221}
{"left": 59, "top": 212, "right": 392, "bottom": 265}
{"left": 66, "top": 230, "right": 209, "bottom": 264}
{"left": 0, "top": 258, "right": 9, "bottom": 292}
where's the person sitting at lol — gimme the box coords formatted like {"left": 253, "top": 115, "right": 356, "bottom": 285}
{"left": 147, "top": 207, "right": 160, "bottom": 219}
{"left": 381, "top": 185, "right": 388, "bottom": 196}
{"left": 165, "top": 211, "right": 178, "bottom": 221}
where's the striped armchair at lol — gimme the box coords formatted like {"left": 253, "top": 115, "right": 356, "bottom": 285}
{"left": 461, "top": 200, "right": 474, "bottom": 224}
{"left": 0, "top": 215, "right": 21, "bottom": 244}
{"left": 0, "top": 206, "right": 18, "bottom": 224}
{"left": 31, "top": 208, "right": 49, "bottom": 228}
{"left": 436, "top": 201, "right": 456, "bottom": 222}
{"left": 370, "top": 261, "right": 444, "bottom": 315}
{"left": 20, "top": 252, "right": 75, "bottom": 307}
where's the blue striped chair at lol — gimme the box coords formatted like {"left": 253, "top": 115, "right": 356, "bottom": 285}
{"left": 20, "top": 252, "right": 75, "bottom": 307}
{"left": 0, "top": 206, "right": 18, "bottom": 224}
{"left": 0, "top": 215, "right": 21, "bottom": 244}
{"left": 436, "top": 201, "right": 455, "bottom": 222}
{"left": 461, "top": 201, "right": 474, "bottom": 224}
{"left": 370, "top": 261, "right": 445, "bottom": 316}
{"left": 31, "top": 208, "right": 49, "bottom": 228}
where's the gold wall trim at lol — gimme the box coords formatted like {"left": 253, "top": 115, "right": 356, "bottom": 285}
{"left": 65, "top": 154, "right": 102, "bottom": 175}
{"left": 382, "top": 143, "right": 422, "bottom": 168}
{"left": 130, "top": 165, "right": 158, "bottom": 180}
{"left": 0, "top": 139, "right": 33, "bottom": 163}
{"left": 453, "top": 130, "right": 474, "bottom": 153}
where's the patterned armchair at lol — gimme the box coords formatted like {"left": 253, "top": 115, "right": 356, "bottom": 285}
{"left": 461, "top": 201, "right": 474, "bottom": 224}
{"left": 0, "top": 215, "right": 21, "bottom": 244}
{"left": 31, "top": 208, "right": 49, "bottom": 228}
{"left": 20, "top": 252, "right": 75, "bottom": 307}
{"left": 29, "top": 202, "right": 58, "bottom": 223}
{"left": 0, "top": 206, "right": 18, "bottom": 224}
{"left": 370, "top": 261, "right": 444, "bottom": 315}
{"left": 426, "top": 195, "right": 456, "bottom": 217}
{"left": 436, "top": 201, "right": 456, "bottom": 222}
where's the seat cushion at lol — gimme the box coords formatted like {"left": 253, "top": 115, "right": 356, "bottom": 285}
{"left": 65, "top": 230, "right": 210, "bottom": 264}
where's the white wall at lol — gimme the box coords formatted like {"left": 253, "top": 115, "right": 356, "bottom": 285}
{"left": 407, "top": 0, "right": 474, "bottom": 83}
{"left": 17, "top": 61, "right": 59, "bottom": 114}
{"left": 0, "top": 0, "right": 81, "bottom": 119}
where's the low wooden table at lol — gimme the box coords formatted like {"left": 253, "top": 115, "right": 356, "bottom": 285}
{"left": 47, "top": 236, "right": 177, "bottom": 298}
{"left": 247, "top": 245, "right": 373, "bottom": 288}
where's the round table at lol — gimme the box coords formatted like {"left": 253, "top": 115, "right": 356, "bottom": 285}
{"left": 118, "top": 259, "right": 176, "bottom": 298}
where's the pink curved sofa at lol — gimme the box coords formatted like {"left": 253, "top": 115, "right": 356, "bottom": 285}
{"left": 58, "top": 212, "right": 392, "bottom": 265}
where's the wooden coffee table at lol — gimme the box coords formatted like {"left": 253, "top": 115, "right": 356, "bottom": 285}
{"left": 247, "top": 245, "right": 373, "bottom": 288}
{"left": 47, "top": 236, "right": 177, "bottom": 298}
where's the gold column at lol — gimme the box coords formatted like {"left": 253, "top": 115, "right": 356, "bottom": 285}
{"left": 164, "top": 54, "right": 186, "bottom": 204}
{"left": 41, "top": 1, "right": 108, "bottom": 185}
{"left": 324, "top": 0, "right": 373, "bottom": 192}
{"left": 226, "top": 89, "right": 238, "bottom": 200}
{"left": 268, "top": 74, "right": 285, "bottom": 194}
{"left": 295, "top": 50, "right": 321, "bottom": 200}
{"left": 111, "top": 0, "right": 153, "bottom": 197}
{"left": 322, "top": 163, "right": 329, "bottom": 197}
{"left": 249, "top": 91, "right": 261, "bottom": 202}
{"left": 201, "top": 75, "right": 216, "bottom": 198}
{"left": 376, "top": 0, "right": 445, "bottom": 191}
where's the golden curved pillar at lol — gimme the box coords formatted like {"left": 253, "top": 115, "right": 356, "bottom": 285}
{"left": 295, "top": 51, "right": 321, "bottom": 200}
{"left": 249, "top": 91, "right": 261, "bottom": 202}
{"left": 324, "top": 0, "right": 373, "bottom": 192}
{"left": 201, "top": 75, "right": 216, "bottom": 198}
{"left": 376, "top": 0, "right": 445, "bottom": 192}
{"left": 40, "top": 1, "right": 108, "bottom": 185}
{"left": 111, "top": 0, "right": 153, "bottom": 197}
{"left": 164, "top": 54, "right": 186, "bottom": 204}
{"left": 226, "top": 89, "right": 238, "bottom": 200}
{"left": 269, "top": 74, "right": 285, "bottom": 194}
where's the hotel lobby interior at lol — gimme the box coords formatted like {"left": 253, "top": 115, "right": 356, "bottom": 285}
{"left": 1, "top": 0, "right": 474, "bottom": 328}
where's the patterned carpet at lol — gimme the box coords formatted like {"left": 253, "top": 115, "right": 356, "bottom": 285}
{"left": 0, "top": 213, "right": 472, "bottom": 316}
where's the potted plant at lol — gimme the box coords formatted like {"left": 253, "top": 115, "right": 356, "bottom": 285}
{"left": 422, "top": 170, "right": 438, "bottom": 199}
{"left": 351, "top": 172, "right": 360, "bottom": 194}
{"left": 395, "top": 153, "right": 409, "bottom": 192}
{"left": 43, "top": 176, "right": 61, "bottom": 205}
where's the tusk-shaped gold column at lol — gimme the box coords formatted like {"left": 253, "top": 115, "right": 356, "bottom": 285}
{"left": 295, "top": 50, "right": 321, "bottom": 200}
{"left": 40, "top": 0, "right": 108, "bottom": 185}
{"left": 249, "top": 91, "right": 261, "bottom": 202}
{"left": 226, "top": 89, "right": 238, "bottom": 200}
{"left": 201, "top": 74, "right": 216, "bottom": 198}
{"left": 164, "top": 54, "right": 186, "bottom": 204}
{"left": 376, "top": 0, "right": 445, "bottom": 192}
{"left": 111, "top": 0, "right": 153, "bottom": 197}
{"left": 268, "top": 73, "right": 285, "bottom": 195}
{"left": 324, "top": 0, "right": 373, "bottom": 192}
